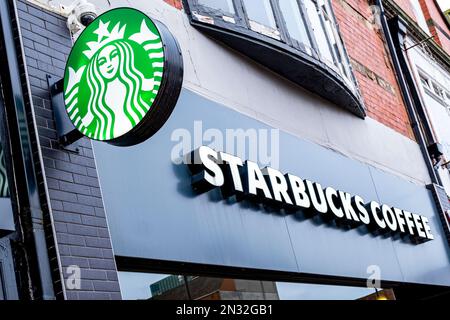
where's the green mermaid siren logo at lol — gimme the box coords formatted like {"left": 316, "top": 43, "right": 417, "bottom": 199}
{"left": 64, "top": 8, "right": 182, "bottom": 145}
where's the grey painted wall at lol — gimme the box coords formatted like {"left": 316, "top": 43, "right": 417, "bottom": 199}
{"left": 16, "top": 0, "right": 121, "bottom": 299}
{"left": 94, "top": 89, "right": 450, "bottom": 287}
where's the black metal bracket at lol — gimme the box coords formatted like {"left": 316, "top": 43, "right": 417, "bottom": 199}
{"left": 47, "top": 75, "right": 83, "bottom": 153}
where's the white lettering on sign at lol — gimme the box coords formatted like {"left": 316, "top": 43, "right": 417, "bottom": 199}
{"left": 186, "top": 146, "right": 434, "bottom": 243}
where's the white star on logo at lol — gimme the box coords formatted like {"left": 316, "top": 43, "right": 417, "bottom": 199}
{"left": 93, "top": 20, "right": 110, "bottom": 42}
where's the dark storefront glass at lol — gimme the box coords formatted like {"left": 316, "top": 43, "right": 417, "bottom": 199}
{"left": 0, "top": 264, "right": 5, "bottom": 300}
{"left": 118, "top": 272, "right": 389, "bottom": 300}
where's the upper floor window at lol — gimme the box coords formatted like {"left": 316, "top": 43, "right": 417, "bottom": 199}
{"left": 188, "top": 0, "right": 357, "bottom": 90}
{"left": 186, "top": 0, "right": 365, "bottom": 117}
{"left": 278, "top": 0, "right": 311, "bottom": 49}
{"left": 243, "top": 0, "right": 279, "bottom": 38}
{"left": 419, "top": 72, "right": 450, "bottom": 109}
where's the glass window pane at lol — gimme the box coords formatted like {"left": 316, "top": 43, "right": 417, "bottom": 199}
{"left": 0, "top": 140, "right": 14, "bottom": 237}
{"left": 198, "top": 0, "right": 235, "bottom": 14}
{"left": 420, "top": 74, "right": 430, "bottom": 89}
{"left": 118, "top": 272, "right": 190, "bottom": 300}
{"left": 243, "top": 0, "right": 277, "bottom": 29}
{"left": 118, "top": 271, "right": 396, "bottom": 300}
{"left": 276, "top": 282, "right": 391, "bottom": 300}
{"left": 410, "top": 0, "right": 430, "bottom": 35}
{"left": 304, "top": 0, "right": 334, "bottom": 64}
{"left": 279, "top": 0, "right": 311, "bottom": 47}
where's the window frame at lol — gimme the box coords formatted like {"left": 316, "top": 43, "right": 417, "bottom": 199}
{"left": 187, "top": 0, "right": 358, "bottom": 88}
{"left": 418, "top": 70, "right": 450, "bottom": 108}
{"left": 183, "top": 0, "right": 366, "bottom": 118}
{"left": 275, "top": 0, "right": 317, "bottom": 55}
{"left": 239, "top": 0, "right": 283, "bottom": 40}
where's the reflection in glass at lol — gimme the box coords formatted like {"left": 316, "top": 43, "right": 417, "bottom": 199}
{"left": 242, "top": 0, "right": 277, "bottom": 29}
{"left": 118, "top": 272, "right": 189, "bottom": 300}
{"left": 198, "top": 0, "right": 235, "bottom": 14}
{"left": 279, "top": 0, "right": 311, "bottom": 47}
{"left": 276, "top": 282, "right": 375, "bottom": 300}
{"left": 191, "top": 0, "right": 360, "bottom": 95}
{"left": 119, "top": 272, "right": 395, "bottom": 300}
{"left": 152, "top": 276, "right": 279, "bottom": 300}
{"left": 0, "top": 267, "right": 4, "bottom": 300}
{"left": 0, "top": 144, "right": 9, "bottom": 198}
{"left": 304, "top": 0, "right": 334, "bottom": 65}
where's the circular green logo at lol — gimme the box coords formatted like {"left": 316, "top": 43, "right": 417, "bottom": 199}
{"left": 64, "top": 8, "right": 167, "bottom": 142}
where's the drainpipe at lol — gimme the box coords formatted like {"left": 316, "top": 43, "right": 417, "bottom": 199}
{"left": 375, "top": 0, "right": 441, "bottom": 186}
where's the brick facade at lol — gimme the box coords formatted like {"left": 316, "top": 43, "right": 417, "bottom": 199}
{"left": 332, "top": 0, "right": 414, "bottom": 139}
{"left": 419, "top": 0, "right": 450, "bottom": 54}
{"left": 16, "top": 0, "right": 121, "bottom": 300}
{"left": 165, "top": 0, "right": 449, "bottom": 142}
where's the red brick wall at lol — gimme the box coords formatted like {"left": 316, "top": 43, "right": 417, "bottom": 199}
{"left": 333, "top": 0, "right": 414, "bottom": 139}
{"left": 419, "top": 0, "right": 450, "bottom": 54}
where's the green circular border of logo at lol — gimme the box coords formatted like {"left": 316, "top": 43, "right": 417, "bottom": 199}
{"left": 63, "top": 7, "right": 183, "bottom": 147}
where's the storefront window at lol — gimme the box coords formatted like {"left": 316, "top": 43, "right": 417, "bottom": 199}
{"left": 198, "top": 0, "right": 235, "bottom": 14}
{"left": 0, "top": 139, "right": 16, "bottom": 300}
{"left": 0, "top": 140, "right": 13, "bottom": 232}
{"left": 279, "top": 0, "right": 311, "bottom": 48}
{"left": 118, "top": 271, "right": 393, "bottom": 300}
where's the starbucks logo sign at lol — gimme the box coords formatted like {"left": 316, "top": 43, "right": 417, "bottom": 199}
{"left": 64, "top": 8, "right": 183, "bottom": 146}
